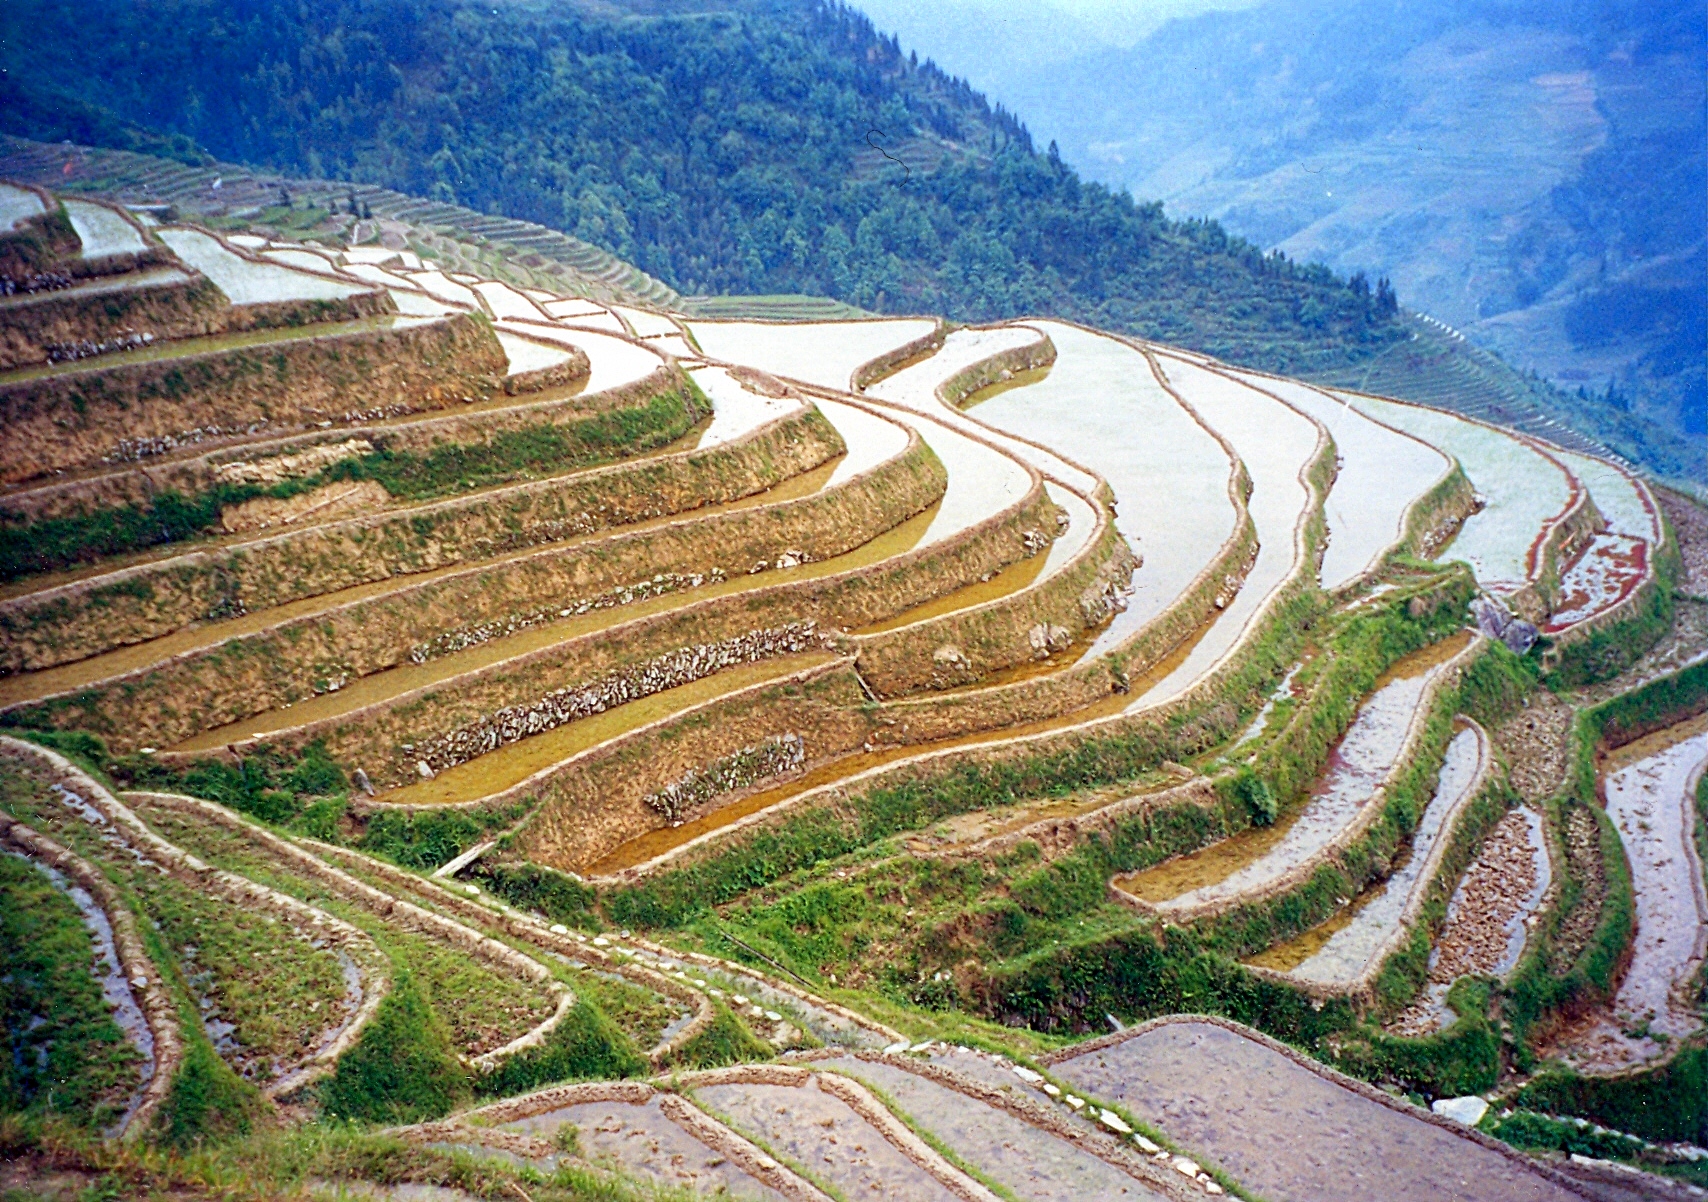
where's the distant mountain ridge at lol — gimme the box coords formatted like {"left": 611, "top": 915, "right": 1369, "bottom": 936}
{"left": 875, "top": 0, "right": 1703, "bottom": 478}
{"left": 0, "top": 0, "right": 1407, "bottom": 382}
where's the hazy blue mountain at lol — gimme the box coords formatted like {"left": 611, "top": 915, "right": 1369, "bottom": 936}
{"left": 860, "top": 0, "right": 1705, "bottom": 451}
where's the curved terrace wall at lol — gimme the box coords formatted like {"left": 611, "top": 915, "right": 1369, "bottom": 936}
{"left": 0, "top": 361, "right": 694, "bottom": 528}
{"left": 1114, "top": 635, "right": 1488, "bottom": 927}
{"left": 0, "top": 401, "right": 840, "bottom": 676}
{"left": 199, "top": 455, "right": 1048, "bottom": 787}
{"left": 0, "top": 310, "right": 506, "bottom": 485}
{"left": 849, "top": 318, "right": 948, "bottom": 391}
{"left": 120, "top": 430, "right": 944, "bottom": 764}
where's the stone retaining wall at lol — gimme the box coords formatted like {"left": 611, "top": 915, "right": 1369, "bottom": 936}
{"left": 0, "top": 197, "right": 82, "bottom": 284}
{"left": 0, "top": 268, "right": 400, "bottom": 372}
{"left": 848, "top": 510, "right": 1136, "bottom": 697}
{"left": 516, "top": 658, "right": 874, "bottom": 871}
{"left": 0, "top": 310, "right": 507, "bottom": 485}
{"left": 597, "top": 387, "right": 1333, "bottom": 882}
{"left": 0, "top": 802, "right": 184, "bottom": 1141}
{"left": 0, "top": 394, "right": 833, "bottom": 677}
{"left": 105, "top": 430, "right": 934, "bottom": 763}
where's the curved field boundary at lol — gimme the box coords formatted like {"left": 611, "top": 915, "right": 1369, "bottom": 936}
{"left": 0, "top": 267, "right": 226, "bottom": 373}
{"left": 793, "top": 1048, "right": 1202, "bottom": 1201}
{"left": 1242, "top": 718, "right": 1497, "bottom": 1008}
{"left": 1119, "top": 635, "right": 1487, "bottom": 926}
{"left": 626, "top": 934, "right": 904, "bottom": 1047}
{"left": 0, "top": 307, "right": 502, "bottom": 488}
{"left": 0, "top": 738, "right": 397, "bottom": 1094}
{"left": 1041, "top": 1013, "right": 1599, "bottom": 1201}
{"left": 117, "top": 421, "right": 935, "bottom": 767}
{"left": 586, "top": 390, "right": 1299, "bottom": 885}
{"left": 400, "top": 1079, "right": 834, "bottom": 1201}
{"left": 1324, "top": 384, "right": 1599, "bottom": 619}
{"left": 1160, "top": 348, "right": 1481, "bottom": 583}
{"left": 1125, "top": 345, "right": 1332, "bottom": 712}
{"left": 0, "top": 807, "right": 183, "bottom": 1140}
{"left": 0, "top": 390, "right": 826, "bottom": 685}
{"left": 1197, "top": 362, "right": 1473, "bottom": 593}
{"left": 0, "top": 357, "right": 689, "bottom": 529}
{"left": 122, "top": 788, "right": 571, "bottom": 1071}
{"left": 0, "top": 392, "right": 819, "bottom": 718}
{"left": 683, "top": 1062, "right": 1002, "bottom": 1202}
{"left": 293, "top": 838, "right": 716, "bottom": 1064}
{"left": 850, "top": 316, "right": 949, "bottom": 391}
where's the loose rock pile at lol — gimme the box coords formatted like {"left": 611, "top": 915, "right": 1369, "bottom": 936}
{"left": 411, "top": 622, "right": 822, "bottom": 772}
{"left": 645, "top": 733, "right": 806, "bottom": 823}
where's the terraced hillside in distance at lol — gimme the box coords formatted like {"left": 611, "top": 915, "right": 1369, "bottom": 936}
{"left": 1, "top": 163, "right": 1704, "bottom": 1202}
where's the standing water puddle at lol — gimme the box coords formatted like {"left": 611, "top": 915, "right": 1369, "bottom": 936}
{"left": 6, "top": 851, "right": 156, "bottom": 1136}
{"left": 1116, "top": 631, "right": 1471, "bottom": 909}
{"left": 1248, "top": 722, "right": 1486, "bottom": 983}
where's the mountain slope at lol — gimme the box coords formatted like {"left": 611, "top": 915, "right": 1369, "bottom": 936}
{"left": 0, "top": 0, "right": 1405, "bottom": 377}
{"left": 871, "top": 0, "right": 1704, "bottom": 474}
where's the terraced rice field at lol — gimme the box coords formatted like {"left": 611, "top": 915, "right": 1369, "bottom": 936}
{"left": 1551, "top": 719, "right": 1708, "bottom": 1071}
{"left": 1228, "top": 370, "right": 1450, "bottom": 590}
{"left": 62, "top": 200, "right": 147, "bottom": 258}
{"left": 1250, "top": 722, "right": 1488, "bottom": 985}
{"left": 1050, "top": 1021, "right": 1584, "bottom": 1202}
{"left": 1338, "top": 390, "right": 1574, "bottom": 593}
{"left": 1119, "top": 633, "right": 1473, "bottom": 914}
{"left": 971, "top": 324, "right": 1237, "bottom": 656}
{"left": 2, "top": 163, "right": 1701, "bottom": 1198}
{"left": 156, "top": 227, "right": 373, "bottom": 303}
{"left": 689, "top": 317, "right": 937, "bottom": 390}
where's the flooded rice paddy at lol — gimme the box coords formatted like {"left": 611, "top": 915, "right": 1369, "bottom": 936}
{"left": 610, "top": 305, "right": 681, "bottom": 339}
{"left": 1052, "top": 1021, "right": 1583, "bottom": 1202}
{"left": 156, "top": 227, "right": 371, "bottom": 304}
{"left": 1120, "top": 355, "right": 1320, "bottom": 711}
{"left": 690, "top": 365, "right": 803, "bottom": 446}
{"left": 1544, "top": 533, "right": 1648, "bottom": 633}
{"left": 1249, "top": 723, "right": 1486, "bottom": 983}
{"left": 813, "top": 397, "right": 911, "bottom": 487}
{"left": 1118, "top": 632, "right": 1471, "bottom": 909}
{"left": 1337, "top": 391, "right": 1572, "bottom": 593}
{"left": 0, "top": 181, "right": 45, "bottom": 228}
{"left": 1553, "top": 719, "right": 1708, "bottom": 1071}
{"left": 492, "top": 328, "right": 579, "bottom": 377}
{"left": 497, "top": 321, "right": 662, "bottom": 393}
{"left": 967, "top": 324, "right": 1234, "bottom": 659}
{"left": 63, "top": 199, "right": 147, "bottom": 258}
{"left": 1231, "top": 371, "right": 1448, "bottom": 591}
{"left": 472, "top": 280, "right": 547, "bottom": 322}
{"left": 688, "top": 318, "right": 937, "bottom": 391}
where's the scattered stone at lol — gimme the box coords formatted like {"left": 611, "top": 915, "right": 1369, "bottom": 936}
{"left": 1432, "top": 1097, "right": 1490, "bottom": 1126}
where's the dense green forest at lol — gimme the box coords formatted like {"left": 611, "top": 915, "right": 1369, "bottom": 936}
{"left": 0, "top": 0, "right": 1407, "bottom": 373}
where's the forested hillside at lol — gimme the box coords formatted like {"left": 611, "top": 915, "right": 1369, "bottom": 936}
{"left": 0, "top": 0, "right": 1406, "bottom": 374}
